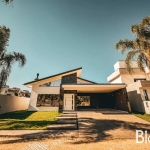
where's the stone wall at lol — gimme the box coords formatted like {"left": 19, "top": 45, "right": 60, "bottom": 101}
{"left": 0, "top": 95, "right": 30, "bottom": 114}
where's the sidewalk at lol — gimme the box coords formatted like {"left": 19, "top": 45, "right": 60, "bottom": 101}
{"left": 0, "top": 112, "right": 150, "bottom": 140}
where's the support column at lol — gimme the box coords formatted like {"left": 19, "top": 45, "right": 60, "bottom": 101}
{"left": 59, "top": 84, "right": 64, "bottom": 113}
{"left": 124, "top": 88, "right": 131, "bottom": 113}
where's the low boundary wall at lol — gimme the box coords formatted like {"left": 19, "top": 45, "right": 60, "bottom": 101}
{"left": 0, "top": 95, "right": 30, "bottom": 114}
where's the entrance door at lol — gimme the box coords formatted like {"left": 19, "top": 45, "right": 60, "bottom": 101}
{"left": 63, "top": 94, "right": 74, "bottom": 110}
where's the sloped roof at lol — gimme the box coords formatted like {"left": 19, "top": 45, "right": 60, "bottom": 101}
{"left": 77, "top": 77, "right": 97, "bottom": 84}
{"left": 24, "top": 67, "right": 82, "bottom": 86}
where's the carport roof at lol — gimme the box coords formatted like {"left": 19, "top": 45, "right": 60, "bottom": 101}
{"left": 62, "top": 83, "right": 126, "bottom": 93}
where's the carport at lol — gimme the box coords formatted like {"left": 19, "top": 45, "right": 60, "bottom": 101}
{"left": 62, "top": 83, "right": 130, "bottom": 112}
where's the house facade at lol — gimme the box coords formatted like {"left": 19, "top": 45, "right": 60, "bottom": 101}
{"left": 107, "top": 61, "right": 150, "bottom": 114}
{"left": 24, "top": 67, "right": 130, "bottom": 112}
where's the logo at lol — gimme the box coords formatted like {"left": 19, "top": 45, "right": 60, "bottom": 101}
{"left": 136, "top": 130, "right": 150, "bottom": 143}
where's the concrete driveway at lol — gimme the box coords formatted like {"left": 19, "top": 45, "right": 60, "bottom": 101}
{"left": 1, "top": 109, "right": 150, "bottom": 150}
{"left": 77, "top": 109, "right": 150, "bottom": 142}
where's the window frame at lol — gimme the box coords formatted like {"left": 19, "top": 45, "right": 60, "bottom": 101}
{"left": 143, "top": 90, "right": 149, "bottom": 101}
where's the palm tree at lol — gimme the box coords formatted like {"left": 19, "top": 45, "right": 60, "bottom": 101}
{"left": 115, "top": 16, "right": 150, "bottom": 74}
{"left": 3, "top": 0, "right": 13, "bottom": 4}
{"left": 0, "top": 26, "right": 26, "bottom": 89}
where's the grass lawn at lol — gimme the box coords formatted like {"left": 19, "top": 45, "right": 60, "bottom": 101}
{"left": 0, "top": 110, "right": 61, "bottom": 130}
{"left": 132, "top": 112, "right": 150, "bottom": 123}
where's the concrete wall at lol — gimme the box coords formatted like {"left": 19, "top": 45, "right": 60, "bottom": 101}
{"left": 111, "top": 76, "right": 123, "bottom": 83}
{"left": 114, "top": 61, "right": 138, "bottom": 71}
{"left": 0, "top": 87, "right": 9, "bottom": 94}
{"left": 28, "top": 86, "right": 60, "bottom": 111}
{"left": 126, "top": 81, "right": 144, "bottom": 112}
{"left": 126, "top": 81, "right": 150, "bottom": 114}
{"left": 110, "top": 74, "right": 148, "bottom": 84}
{"left": 143, "top": 101, "right": 150, "bottom": 114}
{"left": 0, "top": 95, "right": 30, "bottom": 114}
{"left": 122, "top": 75, "right": 147, "bottom": 84}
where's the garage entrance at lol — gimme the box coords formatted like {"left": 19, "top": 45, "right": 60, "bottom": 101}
{"left": 62, "top": 84, "right": 130, "bottom": 112}
{"left": 77, "top": 89, "right": 128, "bottom": 111}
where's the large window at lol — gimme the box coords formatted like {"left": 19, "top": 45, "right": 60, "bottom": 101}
{"left": 143, "top": 90, "right": 149, "bottom": 101}
{"left": 39, "top": 80, "right": 61, "bottom": 87}
{"left": 77, "top": 96, "right": 90, "bottom": 106}
{"left": 36, "top": 94, "right": 60, "bottom": 107}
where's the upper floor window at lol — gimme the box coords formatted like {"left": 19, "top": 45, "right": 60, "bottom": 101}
{"left": 39, "top": 82, "right": 51, "bottom": 87}
{"left": 61, "top": 73, "right": 77, "bottom": 84}
{"left": 39, "top": 79, "right": 61, "bottom": 87}
{"left": 134, "top": 78, "right": 146, "bottom": 82}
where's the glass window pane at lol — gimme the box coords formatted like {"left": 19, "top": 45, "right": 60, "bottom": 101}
{"left": 77, "top": 96, "right": 90, "bottom": 106}
{"left": 143, "top": 90, "right": 149, "bottom": 100}
{"left": 36, "top": 94, "right": 60, "bottom": 107}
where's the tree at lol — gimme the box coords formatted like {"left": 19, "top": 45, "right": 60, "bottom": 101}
{"left": 3, "top": 0, "right": 13, "bottom": 4}
{"left": 0, "top": 26, "right": 26, "bottom": 89}
{"left": 115, "top": 16, "right": 150, "bottom": 74}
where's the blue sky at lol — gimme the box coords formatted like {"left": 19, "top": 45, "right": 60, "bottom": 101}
{"left": 0, "top": 0, "right": 150, "bottom": 91}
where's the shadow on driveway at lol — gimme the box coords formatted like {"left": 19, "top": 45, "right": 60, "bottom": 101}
{"left": 1, "top": 117, "right": 150, "bottom": 144}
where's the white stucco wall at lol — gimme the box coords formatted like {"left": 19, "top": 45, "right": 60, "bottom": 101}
{"left": 143, "top": 101, "right": 150, "bottom": 114}
{"left": 115, "top": 75, "right": 146, "bottom": 84}
{"left": 110, "top": 74, "right": 147, "bottom": 84}
{"left": 140, "top": 88, "right": 150, "bottom": 114}
{"left": 111, "top": 76, "right": 123, "bottom": 83}
{"left": 114, "top": 61, "right": 138, "bottom": 71}
{"left": 0, "top": 95, "right": 30, "bottom": 114}
{"left": 126, "top": 81, "right": 145, "bottom": 113}
{"left": 126, "top": 81, "right": 150, "bottom": 114}
{"left": 28, "top": 86, "right": 60, "bottom": 111}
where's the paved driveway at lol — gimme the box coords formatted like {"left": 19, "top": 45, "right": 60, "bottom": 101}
{"left": 1, "top": 110, "right": 150, "bottom": 150}
{"left": 77, "top": 110, "right": 150, "bottom": 142}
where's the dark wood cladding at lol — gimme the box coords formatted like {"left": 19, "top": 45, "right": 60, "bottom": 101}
{"left": 59, "top": 85, "right": 64, "bottom": 112}
{"left": 64, "top": 90, "right": 77, "bottom": 94}
{"left": 141, "top": 81, "right": 150, "bottom": 87}
{"left": 61, "top": 73, "right": 77, "bottom": 84}
{"left": 77, "top": 93, "right": 114, "bottom": 109}
{"left": 112, "top": 89, "right": 128, "bottom": 111}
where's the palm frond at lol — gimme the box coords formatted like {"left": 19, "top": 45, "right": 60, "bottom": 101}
{"left": 141, "top": 16, "right": 150, "bottom": 27}
{"left": 0, "top": 25, "right": 26, "bottom": 90}
{"left": 131, "top": 24, "right": 139, "bottom": 34}
{"left": 137, "top": 53, "right": 146, "bottom": 72}
{"left": 3, "top": 0, "right": 13, "bottom": 4}
{"left": 125, "top": 50, "right": 140, "bottom": 74}
{"left": 0, "top": 68, "right": 10, "bottom": 90}
{"left": 13, "top": 52, "right": 26, "bottom": 67}
{"left": 115, "top": 39, "right": 134, "bottom": 54}
{"left": 0, "top": 52, "right": 26, "bottom": 69}
{"left": 116, "top": 16, "right": 150, "bottom": 74}
{"left": 0, "top": 26, "right": 10, "bottom": 55}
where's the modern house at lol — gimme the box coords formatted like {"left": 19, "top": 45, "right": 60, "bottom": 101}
{"left": 107, "top": 61, "right": 150, "bottom": 114}
{"left": 24, "top": 67, "right": 130, "bottom": 112}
